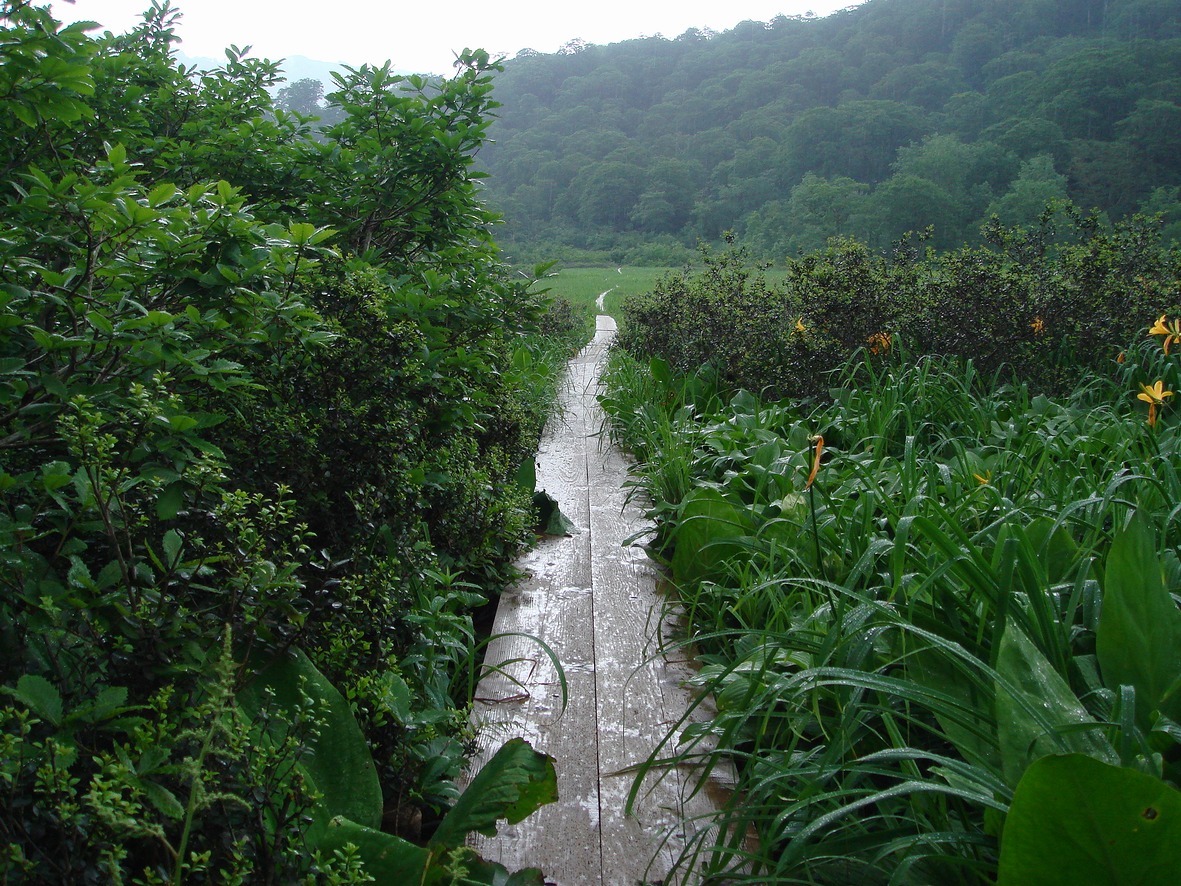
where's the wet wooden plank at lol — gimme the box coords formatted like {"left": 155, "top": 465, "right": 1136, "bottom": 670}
{"left": 468, "top": 327, "right": 601, "bottom": 879}
{"left": 468, "top": 316, "right": 727, "bottom": 885}
{"left": 589, "top": 439, "right": 722, "bottom": 885}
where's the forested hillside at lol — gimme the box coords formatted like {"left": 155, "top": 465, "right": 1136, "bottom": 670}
{"left": 477, "top": 0, "right": 1181, "bottom": 262}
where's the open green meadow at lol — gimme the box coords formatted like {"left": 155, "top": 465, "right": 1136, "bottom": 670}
{"left": 545, "top": 266, "right": 671, "bottom": 323}
{"left": 542, "top": 264, "right": 791, "bottom": 339}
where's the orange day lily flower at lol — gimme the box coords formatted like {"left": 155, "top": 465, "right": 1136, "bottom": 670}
{"left": 1149, "top": 314, "right": 1181, "bottom": 355}
{"left": 1138, "top": 380, "right": 1173, "bottom": 427}
{"left": 806, "top": 435, "right": 824, "bottom": 489}
{"left": 867, "top": 331, "right": 892, "bottom": 355}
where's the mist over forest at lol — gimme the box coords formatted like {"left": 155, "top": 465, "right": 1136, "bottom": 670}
{"left": 463, "top": 0, "right": 1181, "bottom": 264}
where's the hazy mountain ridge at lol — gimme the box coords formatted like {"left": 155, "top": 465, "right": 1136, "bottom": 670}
{"left": 473, "top": 0, "right": 1181, "bottom": 261}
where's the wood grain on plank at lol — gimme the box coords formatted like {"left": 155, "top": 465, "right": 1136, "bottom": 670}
{"left": 468, "top": 316, "right": 725, "bottom": 885}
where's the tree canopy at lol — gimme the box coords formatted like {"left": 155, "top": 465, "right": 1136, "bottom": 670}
{"left": 475, "top": 0, "right": 1181, "bottom": 262}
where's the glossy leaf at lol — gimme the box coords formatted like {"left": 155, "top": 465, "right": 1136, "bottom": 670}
{"left": 998, "top": 754, "right": 1181, "bottom": 885}
{"left": 670, "top": 486, "right": 753, "bottom": 586}
{"left": 430, "top": 737, "right": 557, "bottom": 848}
{"left": 1097, "top": 513, "right": 1181, "bottom": 728}
{"left": 995, "top": 624, "right": 1116, "bottom": 787}
{"left": 319, "top": 817, "right": 428, "bottom": 883}
{"left": 238, "top": 647, "right": 381, "bottom": 829}
{"left": 8, "top": 674, "right": 63, "bottom": 727}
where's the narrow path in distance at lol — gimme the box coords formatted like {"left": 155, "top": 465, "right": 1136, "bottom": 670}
{"left": 468, "top": 315, "right": 724, "bottom": 885}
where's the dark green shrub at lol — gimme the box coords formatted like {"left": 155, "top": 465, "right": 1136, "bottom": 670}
{"left": 617, "top": 214, "right": 1181, "bottom": 401}
{"left": 0, "top": 4, "right": 566, "bottom": 881}
{"left": 618, "top": 239, "right": 833, "bottom": 398}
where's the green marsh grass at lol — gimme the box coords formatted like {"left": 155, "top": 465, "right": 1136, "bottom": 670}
{"left": 544, "top": 266, "right": 672, "bottom": 326}
{"left": 602, "top": 345, "right": 1181, "bottom": 883}
{"left": 545, "top": 265, "right": 793, "bottom": 326}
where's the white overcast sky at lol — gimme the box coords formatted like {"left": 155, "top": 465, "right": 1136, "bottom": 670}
{"left": 50, "top": 0, "right": 863, "bottom": 75}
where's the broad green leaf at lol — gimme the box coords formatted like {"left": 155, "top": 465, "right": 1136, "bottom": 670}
{"left": 85, "top": 311, "right": 114, "bottom": 335}
{"left": 40, "top": 461, "right": 72, "bottom": 491}
{"left": 11, "top": 102, "right": 37, "bottom": 128}
{"left": 908, "top": 648, "right": 999, "bottom": 771}
{"left": 307, "top": 226, "right": 336, "bottom": 245}
{"left": 287, "top": 222, "right": 317, "bottom": 245}
{"left": 515, "top": 453, "right": 536, "bottom": 495}
{"left": 144, "top": 310, "right": 173, "bottom": 327}
{"left": 1024, "top": 517, "right": 1083, "bottom": 586}
{"left": 532, "top": 490, "right": 573, "bottom": 536}
{"left": 670, "top": 487, "right": 753, "bottom": 586}
{"left": 141, "top": 780, "right": 185, "bottom": 820}
{"left": 162, "top": 530, "right": 183, "bottom": 568}
{"left": 67, "top": 556, "right": 92, "bottom": 589}
{"left": 86, "top": 685, "right": 129, "bottom": 721}
{"left": 0, "top": 283, "right": 30, "bottom": 303}
{"left": 378, "top": 672, "right": 412, "bottom": 723}
{"left": 319, "top": 816, "right": 428, "bottom": 882}
{"left": 998, "top": 754, "right": 1181, "bottom": 885}
{"left": 317, "top": 823, "right": 546, "bottom": 886}
{"left": 649, "top": 356, "right": 673, "bottom": 387}
{"left": 156, "top": 482, "right": 185, "bottom": 521}
{"left": 1097, "top": 513, "right": 1181, "bottom": 728}
{"left": 166, "top": 414, "right": 199, "bottom": 433}
{"left": 147, "top": 183, "right": 177, "bottom": 207}
{"left": 8, "top": 675, "right": 63, "bottom": 726}
{"left": 996, "top": 624, "right": 1116, "bottom": 787}
{"left": 105, "top": 142, "right": 127, "bottom": 167}
{"left": 439, "top": 849, "right": 546, "bottom": 886}
{"left": 28, "top": 327, "right": 56, "bottom": 352}
{"left": 238, "top": 647, "right": 382, "bottom": 830}
{"left": 429, "top": 737, "right": 557, "bottom": 848}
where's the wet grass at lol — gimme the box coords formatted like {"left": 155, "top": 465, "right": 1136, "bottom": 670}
{"left": 545, "top": 266, "right": 674, "bottom": 322}
{"left": 600, "top": 343, "right": 1181, "bottom": 883}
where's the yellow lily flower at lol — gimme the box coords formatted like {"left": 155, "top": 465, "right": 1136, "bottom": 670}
{"left": 1030, "top": 316, "right": 1046, "bottom": 336}
{"left": 1138, "top": 380, "right": 1173, "bottom": 427}
{"left": 795, "top": 317, "right": 806, "bottom": 334}
{"left": 1149, "top": 314, "right": 1181, "bottom": 355}
{"left": 1138, "top": 380, "right": 1173, "bottom": 405}
{"left": 973, "top": 471, "right": 992, "bottom": 486}
{"left": 866, "top": 331, "right": 892, "bottom": 355}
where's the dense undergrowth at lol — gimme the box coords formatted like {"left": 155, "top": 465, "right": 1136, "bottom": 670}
{"left": 619, "top": 211, "right": 1181, "bottom": 401}
{"left": 603, "top": 227, "right": 1181, "bottom": 882}
{"left": 0, "top": 3, "right": 581, "bottom": 882}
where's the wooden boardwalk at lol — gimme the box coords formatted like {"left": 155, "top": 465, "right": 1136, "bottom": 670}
{"left": 468, "top": 316, "right": 723, "bottom": 885}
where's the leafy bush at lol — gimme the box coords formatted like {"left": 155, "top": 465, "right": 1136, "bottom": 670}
{"left": 617, "top": 238, "right": 837, "bottom": 399}
{"left": 0, "top": 3, "right": 569, "bottom": 881}
{"left": 618, "top": 212, "right": 1181, "bottom": 401}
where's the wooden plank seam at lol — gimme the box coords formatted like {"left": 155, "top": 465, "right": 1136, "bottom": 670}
{"left": 466, "top": 317, "right": 731, "bottom": 885}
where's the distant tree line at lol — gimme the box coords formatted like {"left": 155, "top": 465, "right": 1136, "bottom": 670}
{"left": 474, "top": 0, "right": 1181, "bottom": 263}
